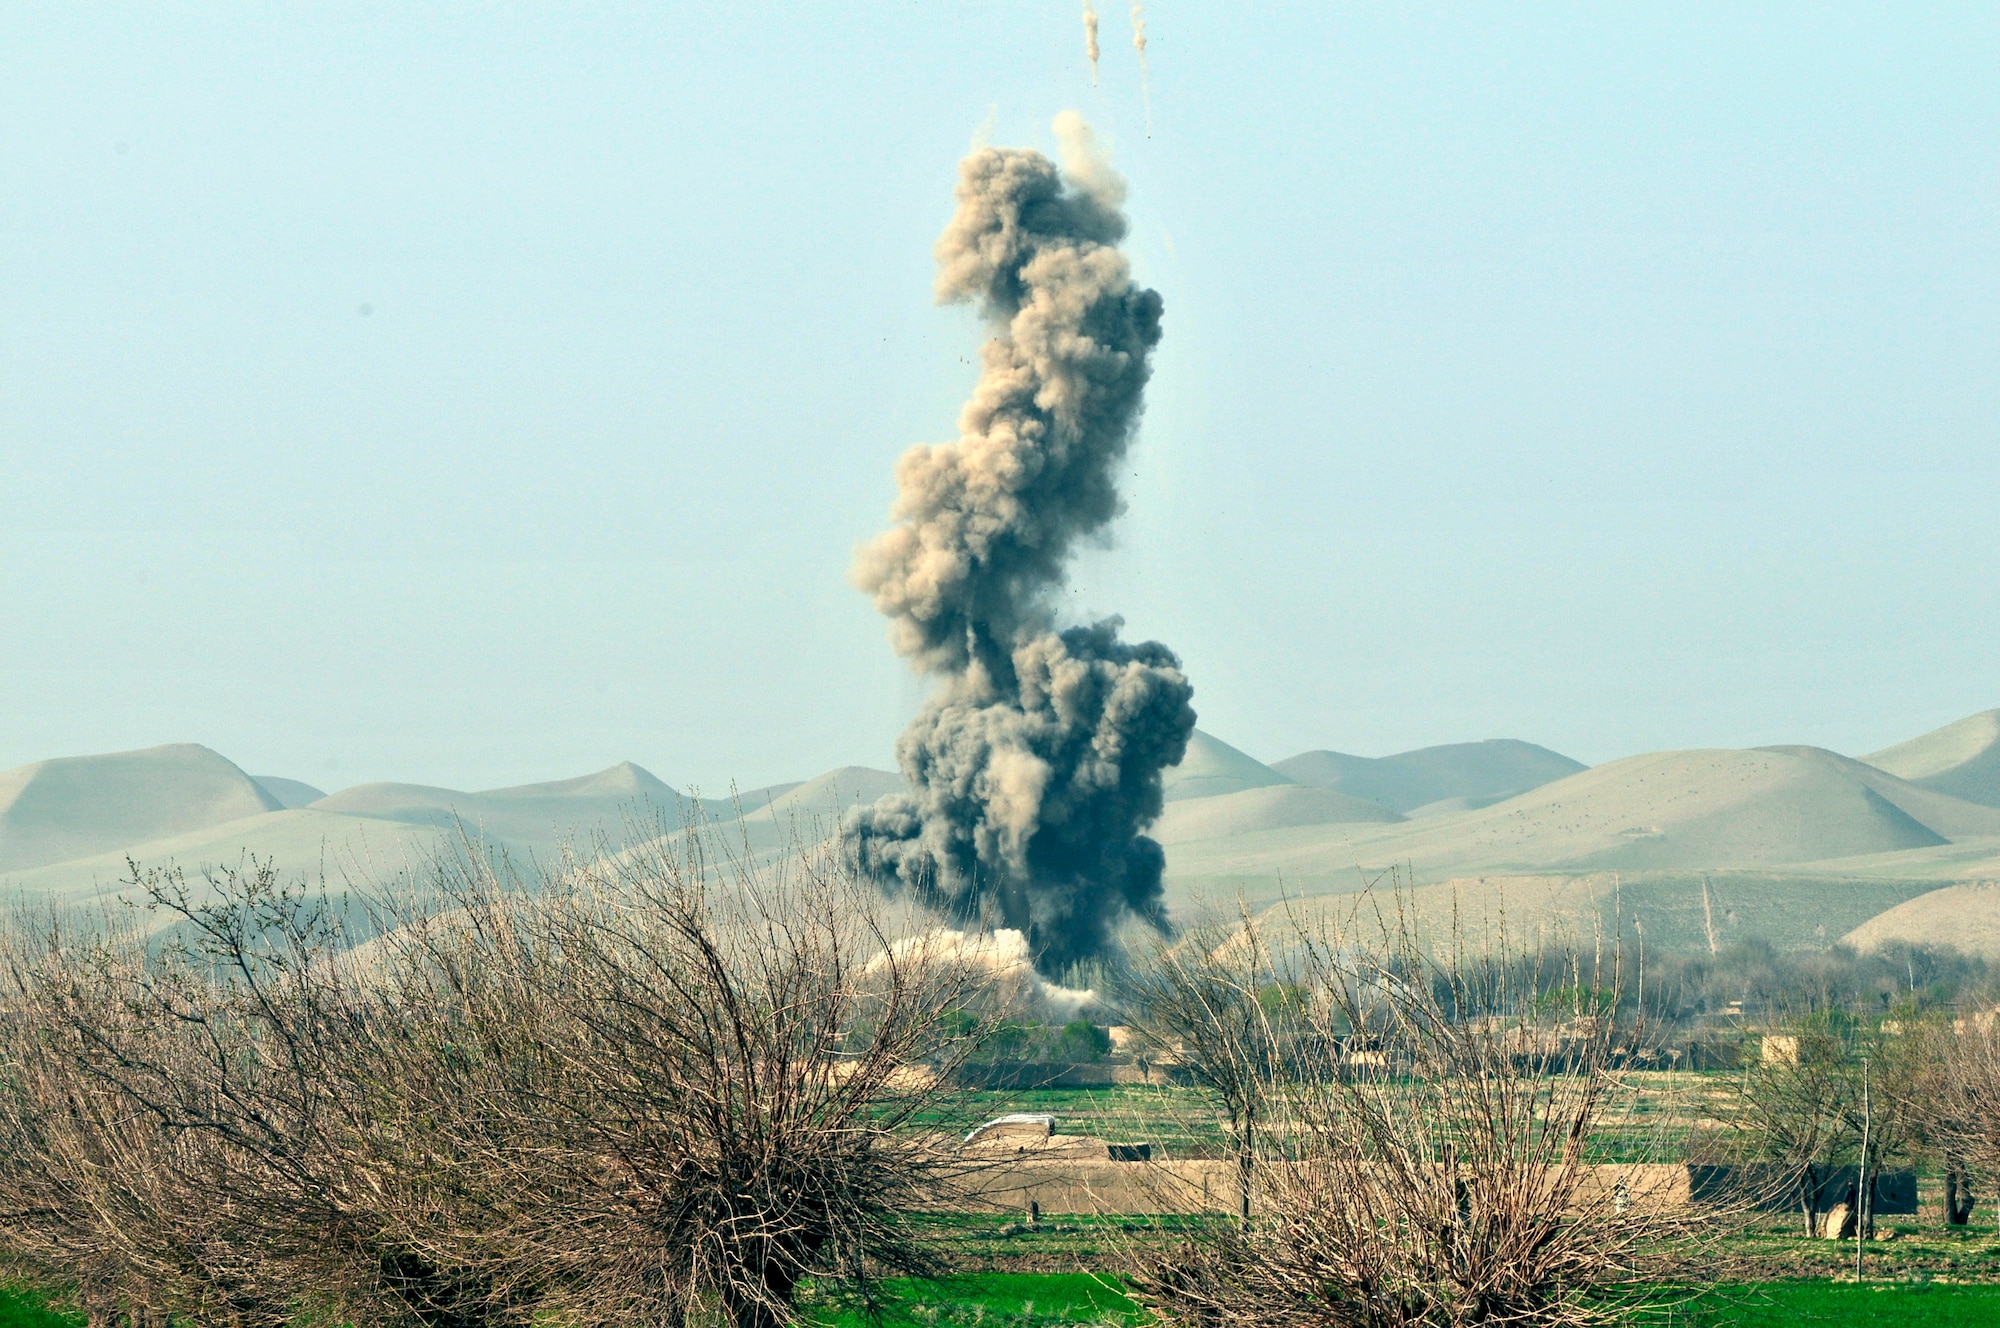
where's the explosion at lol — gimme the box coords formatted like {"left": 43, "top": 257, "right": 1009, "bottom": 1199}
{"left": 845, "top": 114, "right": 1194, "bottom": 976}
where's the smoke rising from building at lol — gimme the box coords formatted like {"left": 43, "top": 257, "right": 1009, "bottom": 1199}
{"left": 845, "top": 113, "right": 1195, "bottom": 977}
{"left": 1083, "top": 3, "right": 1101, "bottom": 84}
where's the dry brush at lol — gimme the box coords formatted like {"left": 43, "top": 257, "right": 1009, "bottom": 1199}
{"left": 0, "top": 825, "right": 991, "bottom": 1328}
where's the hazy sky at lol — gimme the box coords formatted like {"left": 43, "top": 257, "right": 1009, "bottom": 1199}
{"left": 4, "top": 4, "right": 1997, "bottom": 793}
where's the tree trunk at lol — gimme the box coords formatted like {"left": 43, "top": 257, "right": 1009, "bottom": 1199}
{"left": 1848, "top": 1160, "right": 1864, "bottom": 1248}
{"left": 728, "top": 1241, "right": 811, "bottom": 1328}
{"left": 1238, "top": 1102, "right": 1255, "bottom": 1223}
{"left": 1947, "top": 1164, "right": 1975, "bottom": 1226}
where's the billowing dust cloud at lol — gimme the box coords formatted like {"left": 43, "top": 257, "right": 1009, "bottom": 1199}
{"left": 845, "top": 113, "right": 1195, "bottom": 976}
{"left": 869, "top": 928, "right": 1098, "bottom": 1022}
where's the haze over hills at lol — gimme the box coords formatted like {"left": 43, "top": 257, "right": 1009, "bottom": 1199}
{"left": 10, "top": 711, "right": 2000, "bottom": 957}
{"left": 1230, "top": 870, "right": 1948, "bottom": 968}
{"left": 1866, "top": 709, "right": 2000, "bottom": 808}
{"left": 1154, "top": 784, "right": 1403, "bottom": 844}
{"left": 313, "top": 761, "right": 702, "bottom": 847}
{"left": 1161, "top": 745, "right": 2000, "bottom": 894}
{"left": 0, "top": 744, "right": 279, "bottom": 873}
{"left": 1160, "top": 731, "right": 1295, "bottom": 802}
{"left": 0, "top": 808, "right": 455, "bottom": 909}
{"left": 0, "top": 748, "right": 911, "bottom": 904}
{"left": 253, "top": 776, "right": 327, "bottom": 809}
{"left": 689, "top": 766, "right": 907, "bottom": 855}
{"left": 1272, "top": 740, "right": 1587, "bottom": 815}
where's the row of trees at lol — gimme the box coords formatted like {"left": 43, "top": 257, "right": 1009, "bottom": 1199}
{"left": 1732, "top": 1003, "right": 2000, "bottom": 1237}
{"left": 1620, "top": 937, "right": 1993, "bottom": 1027}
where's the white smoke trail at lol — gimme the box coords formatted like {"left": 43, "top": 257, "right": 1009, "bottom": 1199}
{"left": 1084, "top": 2, "right": 1101, "bottom": 85}
{"left": 1131, "top": 2, "right": 1152, "bottom": 134}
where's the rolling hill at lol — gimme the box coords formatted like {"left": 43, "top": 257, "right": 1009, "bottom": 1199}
{"left": 690, "top": 766, "right": 908, "bottom": 855}
{"left": 738, "top": 766, "right": 905, "bottom": 821}
{"left": 1865, "top": 709, "right": 2000, "bottom": 808}
{"left": 13, "top": 711, "right": 2000, "bottom": 957}
{"left": 1845, "top": 882, "right": 2000, "bottom": 959}
{"left": 311, "top": 761, "right": 697, "bottom": 848}
{"left": 0, "top": 807, "right": 451, "bottom": 905}
{"left": 1160, "top": 731, "right": 1295, "bottom": 802}
{"left": 0, "top": 744, "right": 279, "bottom": 873}
{"left": 1272, "top": 739, "right": 1586, "bottom": 814}
{"left": 1159, "top": 745, "right": 2000, "bottom": 903}
{"left": 1223, "top": 869, "right": 1946, "bottom": 966}
{"left": 254, "top": 776, "right": 327, "bottom": 809}
{"left": 1153, "top": 784, "right": 1403, "bottom": 845}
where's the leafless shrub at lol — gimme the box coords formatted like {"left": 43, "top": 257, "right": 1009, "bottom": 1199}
{"left": 1874, "top": 1012, "right": 1973, "bottom": 1225}
{"left": 1117, "top": 907, "right": 1291, "bottom": 1221}
{"left": 1, "top": 863, "right": 534, "bottom": 1328}
{"left": 354, "top": 828, "right": 988, "bottom": 1328}
{"left": 1121, "top": 895, "right": 1706, "bottom": 1328}
{"left": 0, "top": 910, "right": 291, "bottom": 1327}
{"left": 0, "top": 823, "right": 989, "bottom": 1328}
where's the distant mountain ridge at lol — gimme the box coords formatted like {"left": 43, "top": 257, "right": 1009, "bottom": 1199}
{"left": 1865, "top": 710, "right": 2000, "bottom": 808}
{"left": 0, "top": 744, "right": 278, "bottom": 873}
{"left": 10, "top": 710, "right": 2000, "bottom": 958}
{"left": 311, "top": 762, "right": 701, "bottom": 846}
{"left": 1162, "top": 744, "right": 2000, "bottom": 896}
{"left": 1160, "top": 732, "right": 1293, "bottom": 802}
{"left": 1272, "top": 739, "right": 1587, "bottom": 814}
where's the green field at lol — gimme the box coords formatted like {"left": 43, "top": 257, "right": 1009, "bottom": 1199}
{"left": 928, "top": 1074, "right": 1716, "bottom": 1164}
{"left": 14, "top": 1274, "right": 2000, "bottom": 1327}
{"left": 0, "top": 1286, "right": 79, "bottom": 1328}
{"left": 819, "top": 1275, "right": 2000, "bottom": 1326}
{"left": 808, "top": 1273, "right": 1145, "bottom": 1326}
{"left": 915, "top": 1086, "right": 1232, "bottom": 1156}
{"left": 1676, "top": 1281, "right": 2000, "bottom": 1325}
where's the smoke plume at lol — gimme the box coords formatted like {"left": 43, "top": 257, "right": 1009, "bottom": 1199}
{"left": 845, "top": 114, "right": 1194, "bottom": 976}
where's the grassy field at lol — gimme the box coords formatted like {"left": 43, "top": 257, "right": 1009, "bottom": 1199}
{"left": 1676, "top": 1281, "right": 2000, "bottom": 1325}
{"left": 0, "top": 1286, "right": 78, "bottom": 1328}
{"left": 1705, "top": 1216, "right": 2000, "bottom": 1283}
{"left": 11, "top": 1274, "right": 2000, "bottom": 1326}
{"left": 815, "top": 1275, "right": 2000, "bottom": 1326}
{"left": 807, "top": 1273, "right": 1145, "bottom": 1326}
{"left": 929, "top": 1074, "right": 1719, "bottom": 1164}
{"left": 912, "top": 1087, "right": 1233, "bottom": 1157}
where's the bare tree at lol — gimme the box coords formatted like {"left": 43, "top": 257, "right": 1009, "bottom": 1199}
{"left": 1125, "top": 900, "right": 1704, "bottom": 1328}
{"left": 1118, "top": 907, "right": 1291, "bottom": 1221}
{"left": 1726, "top": 1011, "right": 1914, "bottom": 1238}
{"left": 347, "top": 827, "right": 989, "bottom": 1328}
{"left": 1919, "top": 1012, "right": 2000, "bottom": 1225}
{"left": 1, "top": 864, "right": 537, "bottom": 1328}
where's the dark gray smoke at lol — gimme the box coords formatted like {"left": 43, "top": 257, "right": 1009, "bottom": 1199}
{"left": 846, "top": 113, "right": 1195, "bottom": 976}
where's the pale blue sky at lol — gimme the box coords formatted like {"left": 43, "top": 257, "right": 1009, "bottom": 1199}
{"left": 3, "top": 4, "right": 1996, "bottom": 792}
